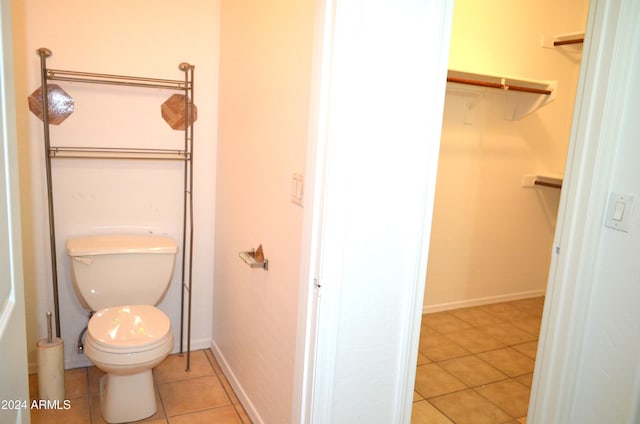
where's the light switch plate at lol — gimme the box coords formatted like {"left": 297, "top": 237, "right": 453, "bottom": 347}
{"left": 291, "top": 173, "right": 304, "bottom": 207}
{"left": 605, "top": 192, "right": 635, "bottom": 232}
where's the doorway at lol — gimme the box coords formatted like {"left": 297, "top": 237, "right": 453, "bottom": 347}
{"left": 411, "top": 0, "right": 588, "bottom": 422}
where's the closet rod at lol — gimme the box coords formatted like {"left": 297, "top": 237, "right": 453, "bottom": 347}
{"left": 534, "top": 180, "right": 562, "bottom": 189}
{"left": 446, "top": 76, "right": 552, "bottom": 95}
{"left": 46, "top": 69, "right": 189, "bottom": 91}
{"left": 553, "top": 38, "right": 584, "bottom": 46}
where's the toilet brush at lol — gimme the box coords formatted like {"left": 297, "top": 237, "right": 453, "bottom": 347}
{"left": 47, "top": 312, "right": 52, "bottom": 343}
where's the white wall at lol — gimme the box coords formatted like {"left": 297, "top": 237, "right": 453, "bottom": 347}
{"left": 12, "top": 0, "right": 219, "bottom": 369}
{"left": 570, "top": 93, "right": 640, "bottom": 419}
{"left": 212, "top": 0, "right": 315, "bottom": 423}
{"left": 424, "top": 0, "right": 589, "bottom": 310}
{"left": 567, "top": 4, "right": 640, "bottom": 420}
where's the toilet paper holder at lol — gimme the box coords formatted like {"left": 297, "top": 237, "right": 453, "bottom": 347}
{"left": 239, "top": 245, "right": 269, "bottom": 271}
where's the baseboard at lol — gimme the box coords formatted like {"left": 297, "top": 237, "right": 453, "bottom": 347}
{"left": 176, "top": 337, "right": 212, "bottom": 353}
{"left": 422, "top": 290, "right": 546, "bottom": 314}
{"left": 210, "top": 340, "right": 263, "bottom": 424}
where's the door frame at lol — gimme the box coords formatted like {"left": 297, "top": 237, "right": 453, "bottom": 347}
{"left": 0, "top": 0, "right": 30, "bottom": 421}
{"left": 529, "top": 0, "right": 638, "bottom": 421}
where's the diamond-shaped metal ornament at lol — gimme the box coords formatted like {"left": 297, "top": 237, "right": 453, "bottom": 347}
{"left": 28, "top": 84, "right": 74, "bottom": 125}
{"left": 161, "top": 94, "right": 197, "bottom": 130}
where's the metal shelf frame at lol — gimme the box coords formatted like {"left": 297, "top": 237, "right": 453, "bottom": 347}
{"left": 36, "top": 48, "right": 195, "bottom": 370}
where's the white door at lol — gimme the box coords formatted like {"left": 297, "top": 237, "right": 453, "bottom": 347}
{"left": 0, "top": 0, "right": 31, "bottom": 422}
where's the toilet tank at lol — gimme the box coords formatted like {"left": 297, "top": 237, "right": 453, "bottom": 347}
{"left": 66, "top": 234, "right": 178, "bottom": 311}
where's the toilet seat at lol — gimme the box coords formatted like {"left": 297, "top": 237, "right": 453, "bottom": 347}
{"left": 88, "top": 305, "right": 171, "bottom": 352}
{"left": 85, "top": 304, "right": 174, "bottom": 370}
{"left": 88, "top": 305, "right": 171, "bottom": 353}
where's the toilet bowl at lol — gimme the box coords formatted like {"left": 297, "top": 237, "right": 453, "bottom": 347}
{"left": 66, "top": 234, "right": 178, "bottom": 424}
{"left": 84, "top": 305, "right": 173, "bottom": 423}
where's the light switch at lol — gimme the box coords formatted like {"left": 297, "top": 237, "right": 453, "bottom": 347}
{"left": 605, "top": 192, "right": 635, "bottom": 232}
{"left": 613, "top": 201, "right": 625, "bottom": 221}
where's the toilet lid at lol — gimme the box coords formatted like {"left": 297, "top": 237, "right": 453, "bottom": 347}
{"left": 88, "top": 305, "right": 171, "bottom": 349}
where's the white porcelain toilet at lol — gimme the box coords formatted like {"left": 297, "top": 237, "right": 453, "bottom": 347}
{"left": 66, "top": 234, "right": 178, "bottom": 423}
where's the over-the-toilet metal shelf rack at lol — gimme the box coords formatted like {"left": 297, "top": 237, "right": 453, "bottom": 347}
{"left": 34, "top": 48, "right": 196, "bottom": 369}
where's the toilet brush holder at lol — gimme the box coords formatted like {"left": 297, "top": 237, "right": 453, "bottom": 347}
{"left": 37, "top": 312, "right": 65, "bottom": 401}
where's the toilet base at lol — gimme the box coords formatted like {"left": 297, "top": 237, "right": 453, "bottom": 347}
{"left": 100, "top": 370, "right": 156, "bottom": 423}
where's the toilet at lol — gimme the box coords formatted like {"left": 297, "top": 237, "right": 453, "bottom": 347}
{"left": 66, "top": 234, "right": 178, "bottom": 423}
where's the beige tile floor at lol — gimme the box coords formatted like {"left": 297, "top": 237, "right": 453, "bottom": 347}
{"left": 29, "top": 349, "right": 252, "bottom": 424}
{"left": 412, "top": 297, "right": 544, "bottom": 424}
{"left": 29, "top": 299, "right": 541, "bottom": 423}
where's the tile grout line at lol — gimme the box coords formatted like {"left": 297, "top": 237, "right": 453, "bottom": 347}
{"left": 154, "top": 375, "right": 169, "bottom": 423}
{"left": 203, "top": 348, "right": 249, "bottom": 421}
{"left": 471, "top": 378, "right": 531, "bottom": 422}
{"left": 415, "top": 298, "right": 543, "bottom": 423}
{"left": 202, "top": 349, "right": 236, "bottom": 407}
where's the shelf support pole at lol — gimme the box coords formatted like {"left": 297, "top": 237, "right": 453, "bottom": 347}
{"left": 177, "top": 62, "right": 195, "bottom": 371}
{"left": 38, "top": 48, "right": 61, "bottom": 338}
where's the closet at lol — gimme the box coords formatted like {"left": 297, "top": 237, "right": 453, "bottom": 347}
{"left": 422, "top": 0, "right": 587, "bottom": 312}
{"left": 411, "top": 2, "right": 588, "bottom": 421}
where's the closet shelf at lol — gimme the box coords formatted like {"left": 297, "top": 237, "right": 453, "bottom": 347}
{"left": 447, "top": 70, "right": 552, "bottom": 95}
{"left": 446, "top": 69, "right": 557, "bottom": 120}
